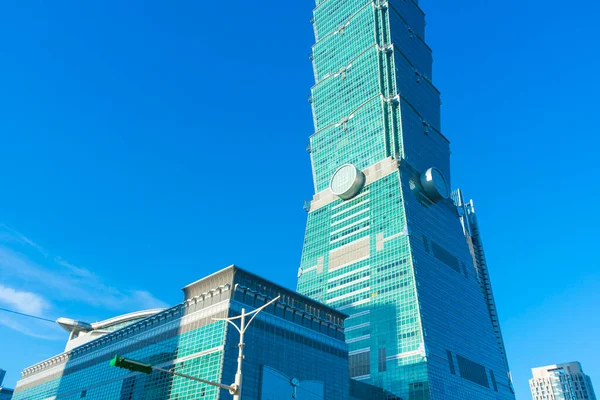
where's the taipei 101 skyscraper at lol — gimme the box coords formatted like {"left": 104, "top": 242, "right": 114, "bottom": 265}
{"left": 296, "top": 0, "right": 515, "bottom": 398}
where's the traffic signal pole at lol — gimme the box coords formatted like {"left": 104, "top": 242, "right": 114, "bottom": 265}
{"left": 110, "top": 355, "right": 236, "bottom": 393}
{"left": 151, "top": 366, "right": 235, "bottom": 393}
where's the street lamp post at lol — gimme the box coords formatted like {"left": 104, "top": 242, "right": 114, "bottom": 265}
{"left": 213, "top": 295, "right": 281, "bottom": 400}
{"left": 110, "top": 295, "right": 280, "bottom": 400}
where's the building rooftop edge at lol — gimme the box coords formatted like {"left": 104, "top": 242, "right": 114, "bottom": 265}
{"left": 183, "top": 264, "right": 348, "bottom": 319}
{"left": 21, "top": 266, "right": 347, "bottom": 378}
{"left": 181, "top": 264, "right": 237, "bottom": 290}
{"left": 532, "top": 361, "right": 583, "bottom": 371}
{"left": 56, "top": 309, "right": 165, "bottom": 334}
{"left": 20, "top": 304, "right": 184, "bottom": 378}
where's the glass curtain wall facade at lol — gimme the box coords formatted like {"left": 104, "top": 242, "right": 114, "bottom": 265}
{"left": 12, "top": 266, "right": 350, "bottom": 400}
{"left": 452, "top": 189, "right": 511, "bottom": 377}
{"left": 0, "top": 369, "right": 14, "bottom": 400}
{"left": 0, "top": 388, "right": 14, "bottom": 400}
{"left": 296, "top": 0, "right": 515, "bottom": 399}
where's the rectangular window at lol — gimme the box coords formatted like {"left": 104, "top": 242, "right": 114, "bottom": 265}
{"left": 378, "top": 348, "right": 387, "bottom": 372}
{"left": 409, "top": 382, "right": 427, "bottom": 398}
{"left": 303, "top": 315, "right": 312, "bottom": 328}
{"left": 456, "top": 354, "right": 489, "bottom": 388}
{"left": 119, "top": 376, "right": 136, "bottom": 400}
{"left": 275, "top": 305, "right": 284, "bottom": 318}
{"left": 447, "top": 350, "right": 455, "bottom": 374}
{"left": 490, "top": 370, "right": 498, "bottom": 391}
{"left": 285, "top": 307, "right": 294, "bottom": 322}
{"left": 423, "top": 235, "right": 429, "bottom": 252}
{"left": 461, "top": 262, "right": 469, "bottom": 278}
{"left": 349, "top": 350, "right": 370, "bottom": 377}
{"left": 432, "top": 241, "right": 460, "bottom": 273}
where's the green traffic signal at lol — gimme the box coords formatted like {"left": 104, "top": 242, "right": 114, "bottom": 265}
{"left": 109, "top": 355, "right": 120, "bottom": 367}
{"left": 109, "top": 355, "right": 152, "bottom": 374}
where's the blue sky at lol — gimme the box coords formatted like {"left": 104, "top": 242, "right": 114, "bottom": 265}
{"left": 0, "top": 0, "right": 599, "bottom": 398}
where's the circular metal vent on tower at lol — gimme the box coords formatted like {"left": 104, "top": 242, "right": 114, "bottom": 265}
{"left": 329, "top": 164, "right": 365, "bottom": 200}
{"left": 420, "top": 167, "right": 449, "bottom": 202}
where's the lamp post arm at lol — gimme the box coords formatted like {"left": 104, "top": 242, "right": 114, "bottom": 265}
{"left": 212, "top": 295, "right": 281, "bottom": 333}
{"left": 243, "top": 296, "right": 280, "bottom": 333}
{"left": 209, "top": 294, "right": 281, "bottom": 400}
{"left": 213, "top": 318, "right": 242, "bottom": 334}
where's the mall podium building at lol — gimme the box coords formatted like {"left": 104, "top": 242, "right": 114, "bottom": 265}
{"left": 13, "top": 266, "right": 354, "bottom": 400}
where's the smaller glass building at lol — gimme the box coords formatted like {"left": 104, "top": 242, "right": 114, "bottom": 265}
{"left": 12, "top": 265, "right": 352, "bottom": 400}
{"left": 0, "top": 368, "right": 14, "bottom": 400}
{"left": 0, "top": 386, "right": 14, "bottom": 400}
{"left": 530, "top": 362, "right": 597, "bottom": 400}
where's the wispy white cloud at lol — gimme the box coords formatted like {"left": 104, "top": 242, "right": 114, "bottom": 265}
{"left": 0, "top": 223, "right": 48, "bottom": 256}
{"left": 129, "top": 290, "right": 168, "bottom": 309}
{"left": 0, "top": 285, "right": 49, "bottom": 316}
{"left": 0, "top": 225, "right": 168, "bottom": 339}
{"left": 0, "top": 282, "right": 62, "bottom": 340}
{"left": 0, "top": 315, "right": 63, "bottom": 340}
